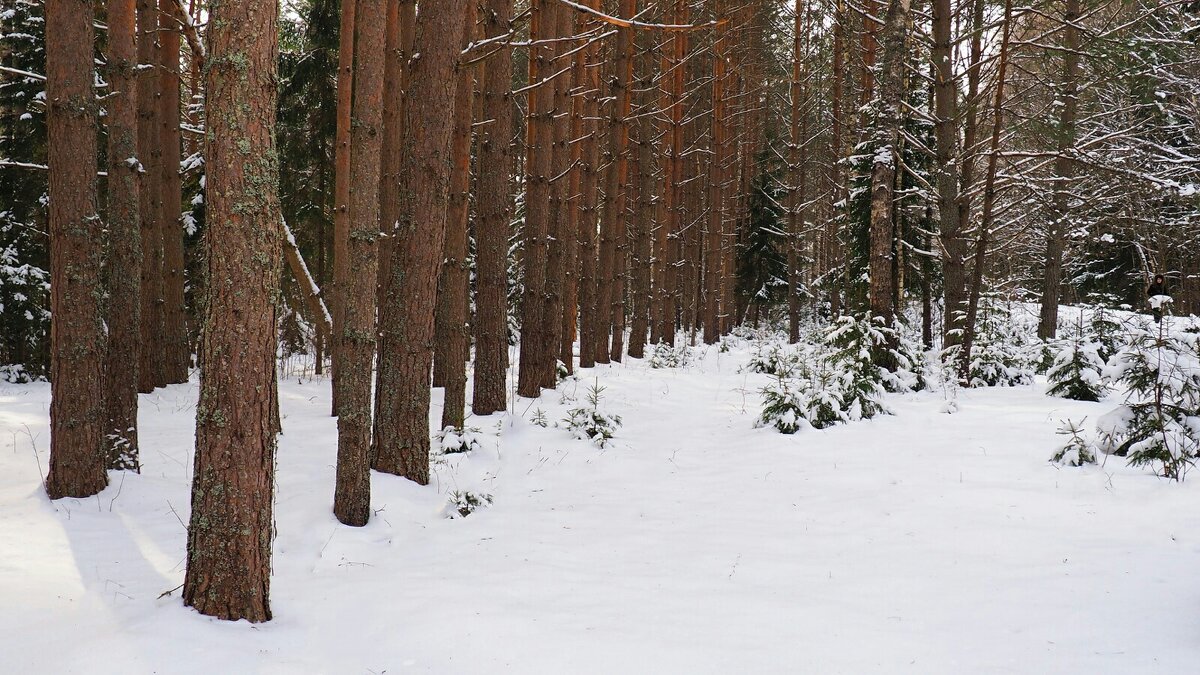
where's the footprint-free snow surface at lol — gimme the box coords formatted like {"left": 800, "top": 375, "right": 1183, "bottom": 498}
{"left": 2, "top": 344, "right": 1198, "bottom": 673}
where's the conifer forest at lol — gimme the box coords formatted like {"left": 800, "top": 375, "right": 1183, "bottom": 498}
{"left": 3, "top": 0, "right": 1200, "bottom": 671}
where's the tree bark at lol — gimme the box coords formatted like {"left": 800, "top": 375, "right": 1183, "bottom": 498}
{"left": 137, "top": 0, "right": 164, "bottom": 393}
{"left": 45, "top": 0, "right": 108, "bottom": 499}
{"left": 433, "top": 5, "right": 477, "bottom": 429}
{"left": 541, "top": 1, "right": 573, "bottom": 385}
{"left": 330, "top": 0, "right": 355, "bottom": 416}
{"left": 595, "top": 0, "right": 636, "bottom": 362}
{"left": 704, "top": 0, "right": 727, "bottom": 344}
{"left": 372, "top": 0, "right": 470, "bottom": 484}
{"left": 867, "top": 0, "right": 912, "bottom": 335}
{"left": 516, "top": 0, "right": 556, "bottom": 395}
{"left": 575, "top": 0, "right": 603, "bottom": 369}
{"left": 932, "top": 0, "right": 965, "bottom": 348}
{"left": 159, "top": 1, "right": 188, "bottom": 383}
{"left": 183, "top": 0, "right": 280, "bottom": 622}
{"left": 104, "top": 0, "right": 142, "bottom": 472}
{"left": 333, "top": 0, "right": 386, "bottom": 528}
{"left": 472, "top": 0, "right": 514, "bottom": 415}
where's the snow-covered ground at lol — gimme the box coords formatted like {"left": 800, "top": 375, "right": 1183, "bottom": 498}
{"left": 2, "top": 340, "right": 1199, "bottom": 673}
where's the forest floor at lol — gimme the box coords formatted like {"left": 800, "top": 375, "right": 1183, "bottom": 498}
{"left": 2, "top": 332, "right": 1199, "bottom": 673}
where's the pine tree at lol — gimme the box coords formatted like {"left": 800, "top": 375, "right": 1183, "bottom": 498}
{"left": 471, "top": 0, "right": 514, "bottom": 416}
{"left": 333, "top": 0, "right": 387, "bottom": 528}
{"left": 373, "top": 0, "right": 471, "bottom": 484}
{"left": 103, "top": 0, "right": 143, "bottom": 471}
{"left": 183, "top": 0, "right": 281, "bottom": 622}
{"left": 44, "top": 0, "right": 108, "bottom": 499}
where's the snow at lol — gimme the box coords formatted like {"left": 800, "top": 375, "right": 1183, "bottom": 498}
{"left": 3, "top": 345, "right": 1200, "bottom": 673}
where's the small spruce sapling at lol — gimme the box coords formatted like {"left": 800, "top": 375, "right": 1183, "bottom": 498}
{"left": 1046, "top": 337, "right": 1107, "bottom": 401}
{"left": 445, "top": 490, "right": 494, "bottom": 518}
{"left": 1050, "top": 419, "right": 1098, "bottom": 466}
{"left": 563, "top": 381, "right": 622, "bottom": 447}
{"left": 435, "top": 425, "right": 484, "bottom": 455}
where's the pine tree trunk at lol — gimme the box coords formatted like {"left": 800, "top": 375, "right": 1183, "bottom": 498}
{"left": 44, "top": 0, "right": 108, "bottom": 499}
{"left": 654, "top": 2, "right": 685, "bottom": 348}
{"left": 137, "top": 0, "right": 164, "bottom": 393}
{"left": 183, "top": 0, "right": 280, "bottom": 622}
{"left": 372, "top": 0, "right": 470, "bottom": 484}
{"left": 472, "top": 0, "right": 514, "bottom": 415}
{"left": 159, "top": 2, "right": 188, "bottom": 383}
{"left": 333, "top": 0, "right": 386, "bottom": 528}
{"left": 787, "top": 0, "right": 805, "bottom": 344}
{"left": 576, "top": 1, "right": 603, "bottom": 369}
{"left": 330, "top": 0, "right": 355, "bottom": 416}
{"left": 629, "top": 25, "right": 656, "bottom": 360}
{"left": 517, "top": 0, "right": 555, "bottom": 396}
{"left": 104, "top": 0, "right": 142, "bottom": 472}
{"left": 868, "top": 0, "right": 911, "bottom": 335}
{"left": 704, "top": 1, "right": 727, "bottom": 344}
{"left": 434, "top": 5, "right": 477, "bottom": 430}
{"left": 541, "top": 2, "right": 573, "bottom": 386}
{"left": 932, "top": 0, "right": 965, "bottom": 348}
{"left": 595, "top": 0, "right": 636, "bottom": 363}
{"left": 1038, "top": 0, "right": 1080, "bottom": 340}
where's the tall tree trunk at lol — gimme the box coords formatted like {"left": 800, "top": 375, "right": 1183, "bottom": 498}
{"left": 959, "top": 0, "right": 1013, "bottom": 379}
{"left": 333, "top": 0, "right": 386, "bottom": 528}
{"left": 704, "top": 0, "right": 728, "bottom": 344}
{"left": 330, "top": 0, "right": 355, "bottom": 416}
{"left": 44, "top": 0, "right": 108, "bottom": 499}
{"left": 434, "top": 5, "right": 477, "bottom": 429}
{"left": 628, "top": 27, "right": 656, "bottom": 360}
{"left": 541, "top": 2, "right": 573, "bottom": 385}
{"left": 932, "top": 0, "right": 965, "bottom": 348}
{"left": 561, "top": 7, "right": 596, "bottom": 374}
{"left": 137, "top": 0, "right": 164, "bottom": 393}
{"left": 787, "top": 0, "right": 807, "bottom": 344}
{"left": 867, "top": 0, "right": 912, "bottom": 336}
{"left": 159, "top": 2, "right": 187, "bottom": 383}
{"left": 183, "top": 0, "right": 280, "bottom": 622}
{"left": 1038, "top": 0, "right": 1080, "bottom": 340}
{"left": 595, "top": 0, "right": 636, "bottom": 363}
{"left": 654, "top": 3, "right": 684, "bottom": 348}
{"left": 825, "top": 0, "right": 847, "bottom": 317}
{"left": 517, "top": 0, "right": 555, "bottom": 395}
{"left": 575, "top": 0, "right": 603, "bottom": 369}
{"left": 104, "top": 0, "right": 142, "bottom": 472}
{"left": 372, "top": 0, "right": 470, "bottom": 484}
{"left": 472, "top": 0, "right": 514, "bottom": 415}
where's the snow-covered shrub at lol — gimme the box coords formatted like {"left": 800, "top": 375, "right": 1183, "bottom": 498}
{"left": 445, "top": 491, "right": 493, "bottom": 518}
{"left": 1046, "top": 337, "right": 1107, "bottom": 401}
{"left": 888, "top": 322, "right": 928, "bottom": 393}
{"left": 1098, "top": 326, "right": 1200, "bottom": 480}
{"left": 555, "top": 359, "right": 570, "bottom": 382}
{"left": 744, "top": 341, "right": 800, "bottom": 377}
{"left": 563, "top": 382, "right": 622, "bottom": 447}
{"left": 530, "top": 408, "right": 549, "bottom": 428}
{"left": 647, "top": 342, "right": 691, "bottom": 369}
{"left": 966, "top": 299, "right": 1036, "bottom": 388}
{"left": 824, "top": 314, "right": 891, "bottom": 420}
{"left": 435, "top": 425, "right": 484, "bottom": 455}
{"left": 1089, "top": 306, "right": 1123, "bottom": 363}
{"left": 756, "top": 375, "right": 806, "bottom": 434}
{"left": 1051, "top": 419, "right": 1098, "bottom": 466}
